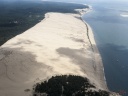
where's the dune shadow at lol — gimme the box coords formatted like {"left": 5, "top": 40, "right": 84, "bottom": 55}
{"left": 12, "top": 40, "right": 35, "bottom": 45}
{"left": 0, "top": 47, "right": 51, "bottom": 82}
{"left": 11, "top": 39, "right": 43, "bottom": 47}
{"left": 69, "top": 37, "right": 84, "bottom": 43}
{"left": 56, "top": 47, "right": 95, "bottom": 72}
{"left": 74, "top": 15, "right": 82, "bottom": 20}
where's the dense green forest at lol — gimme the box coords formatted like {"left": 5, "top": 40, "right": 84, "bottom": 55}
{"left": 0, "top": 0, "right": 87, "bottom": 45}
{"left": 33, "top": 75, "right": 110, "bottom": 96}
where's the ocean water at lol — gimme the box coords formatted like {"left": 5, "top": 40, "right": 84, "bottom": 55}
{"left": 83, "top": 2, "right": 128, "bottom": 96}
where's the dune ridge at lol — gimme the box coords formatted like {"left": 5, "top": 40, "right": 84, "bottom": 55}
{"left": 0, "top": 12, "right": 111, "bottom": 96}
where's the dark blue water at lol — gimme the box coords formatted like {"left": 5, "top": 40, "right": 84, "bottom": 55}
{"left": 83, "top": 2, "right": 128, "bottom": 96}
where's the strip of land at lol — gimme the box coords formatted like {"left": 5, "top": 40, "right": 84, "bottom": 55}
{"left": 0, "top": 12, "right": 108, "bottom": 96}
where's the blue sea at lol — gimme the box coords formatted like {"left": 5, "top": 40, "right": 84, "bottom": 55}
{"left": 82, "top": 1, "right": 128, "bottom": 96}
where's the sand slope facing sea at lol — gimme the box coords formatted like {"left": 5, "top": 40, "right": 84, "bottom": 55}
{"left": 0, "top": 12, "right": 118, "bottom": 96}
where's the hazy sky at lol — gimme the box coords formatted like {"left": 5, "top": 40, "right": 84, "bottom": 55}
{"left": 42, "top": 0, "right": 128, "bottom": 3}
{"left": 2, "top": 0, "right": 128, "bottom": 4}
{"left": 52, "top": 0, "right": 127, "bottom": 1}
{"left": 6, "top": 0, "right": 127, "bottom": 1}
{"left": 2, "top": 0, "right": 128, "bottom": 3}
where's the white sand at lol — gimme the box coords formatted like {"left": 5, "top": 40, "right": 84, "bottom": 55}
{"left": 0, "top": 12, "right": 108, "bottom": 96}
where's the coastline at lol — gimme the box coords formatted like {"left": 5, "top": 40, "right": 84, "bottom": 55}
{"left": 0, "top": 10, "right": 112, "bottom": 96}
{"left": 81, "top": 20, "right": 108, "bottom": 90}
{"left": 77, "top": 5, "right": 108, "bottom": 90}
{"left": 80, "top": 7, "right": 120, "bottom": 96}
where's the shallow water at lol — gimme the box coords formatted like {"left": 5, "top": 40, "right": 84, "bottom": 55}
{"left": 83, "top": 2, "right": 128, "bottom": 96}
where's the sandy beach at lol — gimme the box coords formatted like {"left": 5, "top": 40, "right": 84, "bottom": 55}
{"left": 0, "top": 12, "right": 108, "bottom": 96}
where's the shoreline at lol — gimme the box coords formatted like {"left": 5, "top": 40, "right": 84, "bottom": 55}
{"left": 81, "top": 19, "right": 108, "bottom": 90}
{"left": 0, "top": 11, "right": 112, "bottom": 95}
{"left": 77, "top": 5, "right": 108, "bottom": 90}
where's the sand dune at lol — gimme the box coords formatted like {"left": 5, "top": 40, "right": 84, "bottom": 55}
{"left": 0, "top": 12, "right": 108, "bottom": 96}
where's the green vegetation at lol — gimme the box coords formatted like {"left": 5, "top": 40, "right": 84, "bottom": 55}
{"left": 33, "top": 75, "right": 110, "bottom": 96}
{"left": 0, "top": 1, "right": 87, "bottom": 45}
